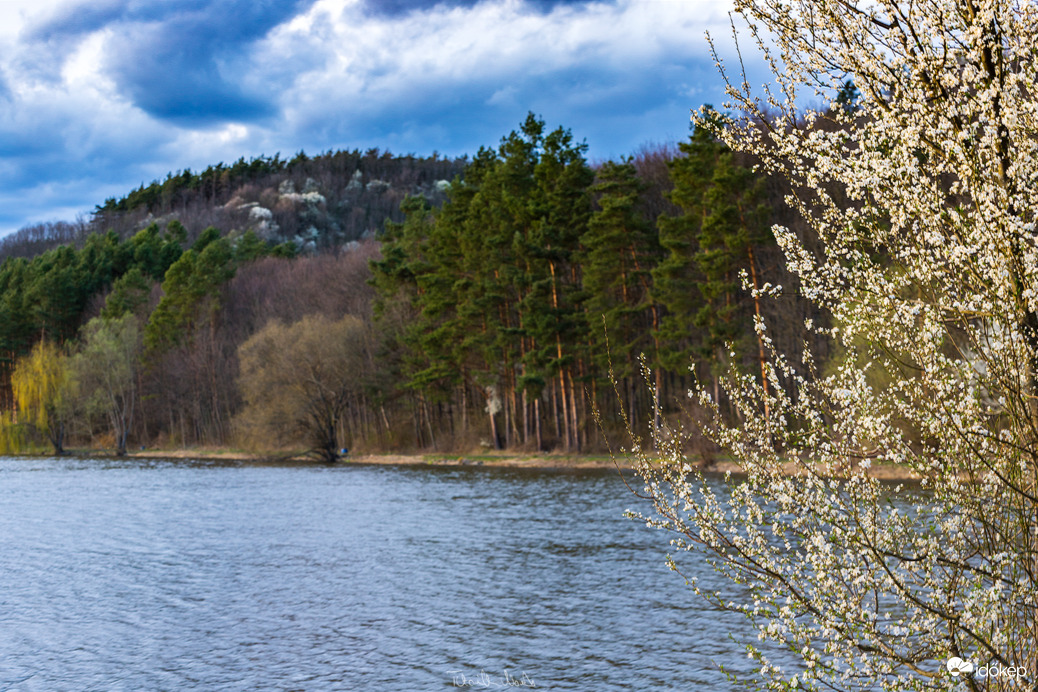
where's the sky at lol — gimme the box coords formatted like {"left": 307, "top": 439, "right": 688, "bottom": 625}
{"left": 0, "top": 0, "right": 771, "bottom": 237}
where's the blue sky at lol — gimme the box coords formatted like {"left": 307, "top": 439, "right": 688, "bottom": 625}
{"left": 0, "top": 0, "right": 769, "bottom": 237}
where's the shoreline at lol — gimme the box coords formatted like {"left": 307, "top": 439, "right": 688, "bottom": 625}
{"left": 125, "top": 448, "right": 921, "bottom": 480}
{"left": 4, "top": 448, "right": 923, "bottom": 481}
{"left": 122, "top": 449, "right": 635, "bottom": 471}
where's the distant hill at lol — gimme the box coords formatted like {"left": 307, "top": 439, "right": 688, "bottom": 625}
{"left": 0, "top": 148, "right": 469, "bottom": 261}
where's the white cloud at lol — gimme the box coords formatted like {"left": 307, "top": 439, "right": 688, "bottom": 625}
{"left": 0, "top": 0, "right": 65, "bottom": 40}
{"left": 487, "top": 85, "right": 518, "bottom": 107}
{"left": 60, "top": 28, "right": 111, "bottom": 88}
{"left": 258, "top": 0, "right": 736, "bottom": 125}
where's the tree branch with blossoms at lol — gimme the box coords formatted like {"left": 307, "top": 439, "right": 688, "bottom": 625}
{"left": 619, "top": 1, "right": 1038, "bottom": 689}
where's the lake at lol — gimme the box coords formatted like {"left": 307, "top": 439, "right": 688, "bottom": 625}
{"left": 0, "top": 457, "right": 771, "bottom": 690}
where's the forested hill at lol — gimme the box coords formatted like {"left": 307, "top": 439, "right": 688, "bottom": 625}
{"left": 0, "top": 148, "right": 469, "bottom": 260}
{"left": 0, "top": 112, "right": 829, "bottom": 459}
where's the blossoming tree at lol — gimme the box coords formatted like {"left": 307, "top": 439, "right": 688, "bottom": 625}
{"left": 628, "top": 1, "right": 1038, "bottom": 689}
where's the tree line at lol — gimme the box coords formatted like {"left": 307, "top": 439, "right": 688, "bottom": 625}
{"left": 370, "top": 112, "right": 822, "bottom": 453}
{"left": 0, "top": 112, "right": 823, "bottom": 459}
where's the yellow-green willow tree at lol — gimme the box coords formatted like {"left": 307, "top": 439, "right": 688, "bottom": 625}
{"left": 11, "top": 340, "right": 71, "bottom": 454}
{"left": 627, "top": 1, "right": 1038, "bottom": 690}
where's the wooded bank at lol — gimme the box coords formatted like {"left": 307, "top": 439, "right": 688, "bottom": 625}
{"left": 0, "top": 111, "right": 830, "bottom": 459}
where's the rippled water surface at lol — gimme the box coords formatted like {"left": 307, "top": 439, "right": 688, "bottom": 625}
{"left": 0, "top": 457, "right": 766, "bottom": 690}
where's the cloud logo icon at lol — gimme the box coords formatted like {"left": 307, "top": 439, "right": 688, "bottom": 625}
{"left": 947, "top": 657, "right": 975, "bottom": 676}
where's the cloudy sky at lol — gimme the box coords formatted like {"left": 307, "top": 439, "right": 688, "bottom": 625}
{"left": 0, "top": 0, "right": 768, "bottom": 237}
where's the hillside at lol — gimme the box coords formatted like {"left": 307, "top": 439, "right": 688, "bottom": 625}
{"left": 0, "top": 148, "right": 469, "bottom": 260}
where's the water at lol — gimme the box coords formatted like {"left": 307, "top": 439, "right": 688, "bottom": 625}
{"left": 0, "top": 457, "right": 767, "bottom": 690}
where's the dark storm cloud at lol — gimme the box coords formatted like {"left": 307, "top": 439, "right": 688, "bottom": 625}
{"left": 361, "top": 0, "right": 609, "bottom": 18}
{"left": 31, "top": 0, "right": 318, "bottom": 125}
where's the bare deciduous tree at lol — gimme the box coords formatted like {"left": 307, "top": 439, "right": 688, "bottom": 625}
{"left": 235, "top": 314, "right": 370, "bottom": 462}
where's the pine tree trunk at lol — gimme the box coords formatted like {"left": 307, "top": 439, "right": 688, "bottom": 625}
{"left": 566, "top": 368, "right": 580, "bottom": 451}
{"left": 460, "top": 384, "right": 468, "bottom": 438}
{"left": 488, "top": 406, "right": 500, "bottom": 450}
{"left": 558, "top": 369, "right": 571, "bottom": 452}
{"left": 424, "top": 397, "right": 436, "bottom": 450}
{"left": 551, "top": 378, "right": 560, "bottom": 442}
{"left": 535, "top": 397, "right": 542, "bottom": 451}
{"left": 522, "top": 388, "right": 529, "bottom": 447}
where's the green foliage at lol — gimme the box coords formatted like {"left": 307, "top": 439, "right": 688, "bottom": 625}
{"left": 101, "top": 267, "right": 152, "bottom": 321}
{"left": 367, "top": 113, "right": 790, "bottom": 450}
{"left": 129, "top": 222, "right": 183, "bottom": 279}
{"left": 269, "top": 241, "right": 298, "bottom": 259}
{"left": 371, "top": 113, "right": 596, "bottom": 449}
{"left": 191, "top": 226, "right": 221, "bottom": 253}
{"left": 144, "top": 237, "right": 236, "bottom": 353}
{"left": 227, "top": 229, "right": 295, "bottom": 263}
{"left": 25, "top": 245, "right": 88, "bottom": 343}
{"left": 72, "top": 314, "right": 141, "bottom": 455}
{"left": 652, "top": 116, "right": 722, "bottom": 370}
{"left": 692, "top": 141, "right": 771, "bottom": 364}
{"left": 76, "top": 230, "right": 131, "bottom": 294}
{"left": 652, "top": 112, "right": 774, "bottom": 376}
{"left": 0, "top": 258, "right": 35, "bottom": 372}
{"left": 232, "top": 230, "right": 270, "bottom": 263}
{"left": 0, "top": 222, "right": 184, "bottom": 372}
{"left": 164, "top": 219, "right": 188, "bottom": 246}
{"left": 370, "top": 195, "right": 441, "bottom": 383}
{"left": 582, "top": 158, "right": 661, "bottom": 380}
{"left": 523, "top": 119, "right": 595, "bottom": 387}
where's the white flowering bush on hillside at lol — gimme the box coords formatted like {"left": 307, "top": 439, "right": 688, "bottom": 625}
{"left": 627, "top": 1, "right": 1038, "bottom": 690}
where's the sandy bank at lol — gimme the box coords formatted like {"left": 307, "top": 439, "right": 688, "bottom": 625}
{"left": 120, "top": 449, "right": 920, "bottom": 480}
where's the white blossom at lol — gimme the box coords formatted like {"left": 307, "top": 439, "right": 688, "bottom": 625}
{"left": 624, "top": 1, "right": 1038, "bottom": 689}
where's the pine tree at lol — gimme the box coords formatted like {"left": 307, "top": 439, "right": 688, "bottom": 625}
{"left": 26, "top": 245, "right": 88, "bottom": 343}
{"left": 693, "top": 147, "right": 773, "bottom": 411}
{"left": 582, "top": 158, "right": 662, "bottom": 430}
{"left": 370, "top": 114, "right": 595, "bottom": 451}
{"left": 651, "top": 117, "right": 720, "bottom": 375}
{"left": 144, "top": 237, "right": 235, "bottom": 354}
{"left": 369, "top": 191, "right": 446, "bottom": 446}
{"left": 652, "top": 112, "right": 775, "bottom": 403}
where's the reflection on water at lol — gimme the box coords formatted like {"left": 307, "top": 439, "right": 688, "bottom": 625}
{"left": 0, "top": 458, "right": 771, "bottom": 690}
